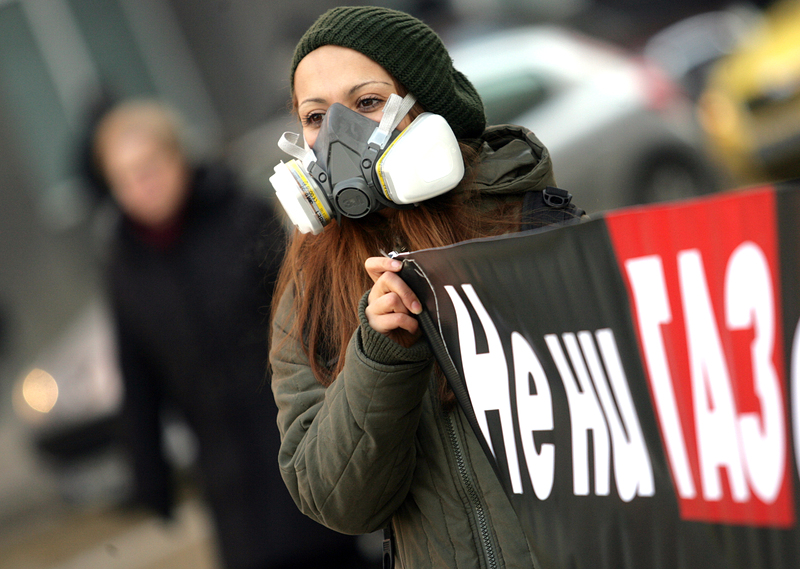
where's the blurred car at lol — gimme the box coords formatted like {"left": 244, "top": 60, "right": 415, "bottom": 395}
{"left": 449, "top": 25, "right": 721, "bottom": 214}
{"left": 11, "top": 300, "right": 128, "bottom": 503}
{"left": 697, "top": 0, "right": 800, "bottom": 185}
{"left": 643, "top": 3, "right": 763, "bottom": 100}
{"left": 12, "top": 300, "right": 196, "bottom": 504}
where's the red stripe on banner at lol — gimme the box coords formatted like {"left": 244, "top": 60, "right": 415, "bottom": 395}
{"left": 606, "top": 186, "right": 795, "bottom": 528}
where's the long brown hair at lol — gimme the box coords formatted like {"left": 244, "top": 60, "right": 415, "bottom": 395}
{"left": 270, "top": 142, "right": 522, "bottom": 390}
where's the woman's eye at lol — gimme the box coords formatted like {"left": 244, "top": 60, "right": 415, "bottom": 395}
{"left": 301, "top": 111, "right": 325, "bottom": 128}
{"left": 357, "top": 97, "right": 384, "bottom": 113}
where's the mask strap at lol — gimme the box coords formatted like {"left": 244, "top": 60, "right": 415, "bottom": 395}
{"left": 369, "top": 93, "right": 417, "bottom": 148}
{"left": 278, "top": 132, "right": 314, "bottom": 163}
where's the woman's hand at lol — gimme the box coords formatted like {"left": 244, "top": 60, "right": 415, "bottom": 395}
{"left": 364, "top": 256, "right": 423, "bottom": 348}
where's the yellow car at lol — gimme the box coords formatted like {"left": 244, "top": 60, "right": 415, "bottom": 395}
{"left": 698, "top": 0, "right": 800, "bottom": 185}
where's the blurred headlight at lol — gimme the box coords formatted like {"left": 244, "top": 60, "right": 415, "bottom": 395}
{"left": 21, "top": 368, "right": 59, "bottom": 413}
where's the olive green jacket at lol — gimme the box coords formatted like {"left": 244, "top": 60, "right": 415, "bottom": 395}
{"left": 271, "top": 125, "right": 555, "bottom": 568}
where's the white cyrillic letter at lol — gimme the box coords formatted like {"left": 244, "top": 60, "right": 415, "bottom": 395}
{"left": 512, "top": 332, "right": 555, "bottom": 500}
{"left": 445, "top": 284, "right": 523, "bottom": 494}
{"left": 726, "top": 242, "right": 786, "bottom": 503}
{"left": 625, "top": 255, "right": 696, "bottom": 498}
{"left": 580, "top": 329, "right": 655, "bottom": 502}
{"left": 679, "top": 249, "right": 749, "bottom": 502}
{"left": 547, "top": 333, "right": 610, "bottom": 496}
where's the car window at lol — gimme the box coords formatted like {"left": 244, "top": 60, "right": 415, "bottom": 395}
{"left": 472, "top": 73, "right": 551, "bottom": 124}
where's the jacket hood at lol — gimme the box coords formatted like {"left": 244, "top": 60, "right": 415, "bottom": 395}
{"left": 470, "top": 124, "right": 556, "bottom": 196}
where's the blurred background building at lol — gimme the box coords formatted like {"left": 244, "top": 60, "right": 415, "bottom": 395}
{"left": 0, "top": 0, "right": 794, "bottom": 567}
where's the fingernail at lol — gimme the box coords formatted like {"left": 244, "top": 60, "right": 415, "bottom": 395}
{"left": 411, "top": 301, "right": 422, "bottom": 314}
{"left": 391, "top": 260, "right": 402, "bottom": 270}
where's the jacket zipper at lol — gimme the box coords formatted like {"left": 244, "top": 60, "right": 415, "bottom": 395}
{"left": 444, "top": 410, "right": 498, "bottom": 569}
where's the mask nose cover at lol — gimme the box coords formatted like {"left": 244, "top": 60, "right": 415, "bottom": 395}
{"left": 269, "top": 93, "right": 465, "bottom": 234}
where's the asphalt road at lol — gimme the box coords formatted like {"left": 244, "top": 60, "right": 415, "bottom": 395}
{"left": 0, "top": 494, "right": 218, "bottom": 569}
{"left": 0, "top": 409, "right": 217, "bottom": 569}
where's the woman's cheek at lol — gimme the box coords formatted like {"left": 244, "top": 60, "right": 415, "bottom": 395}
{"left": 304, "top": 130, "right": 318, "bottom": 149}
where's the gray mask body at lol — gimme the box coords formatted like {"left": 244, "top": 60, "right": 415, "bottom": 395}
{"left": 307, "top": 103, "right": 405, "bottom": 219}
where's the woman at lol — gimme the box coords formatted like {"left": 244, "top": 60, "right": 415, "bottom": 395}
{"left": 270, "top": 6, "right": 581, "bottom": 568}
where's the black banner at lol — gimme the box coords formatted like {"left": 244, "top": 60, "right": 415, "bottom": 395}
{"left": 398, "top": 181, "right": 800, "bottom": 569}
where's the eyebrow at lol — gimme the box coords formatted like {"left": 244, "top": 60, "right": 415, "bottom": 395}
{"left": 298, "top": 80, "right": 394, "bottom": 108}
{"left": 348, "top": 80, "right": 392, "bottom": 95}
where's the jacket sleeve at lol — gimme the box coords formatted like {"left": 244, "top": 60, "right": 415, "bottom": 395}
{"left": 270, "top": 288, "right": 435, "bottom": 535}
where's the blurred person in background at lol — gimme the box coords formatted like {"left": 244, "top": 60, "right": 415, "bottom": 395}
{"left": 91, "top": 99, "right": 371, "bottom": 569}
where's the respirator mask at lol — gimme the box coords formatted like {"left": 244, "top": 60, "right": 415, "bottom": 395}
{"left": 269, "top": 93, "right": 465, "bottom": 234}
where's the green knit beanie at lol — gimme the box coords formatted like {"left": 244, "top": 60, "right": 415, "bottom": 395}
{"left": 291, "top": 5, "right": 486, "bottom": 140}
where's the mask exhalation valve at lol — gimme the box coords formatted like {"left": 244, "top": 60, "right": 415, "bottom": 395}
{"left": 334, "top": 178, "right": 372, "bottom": 218}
